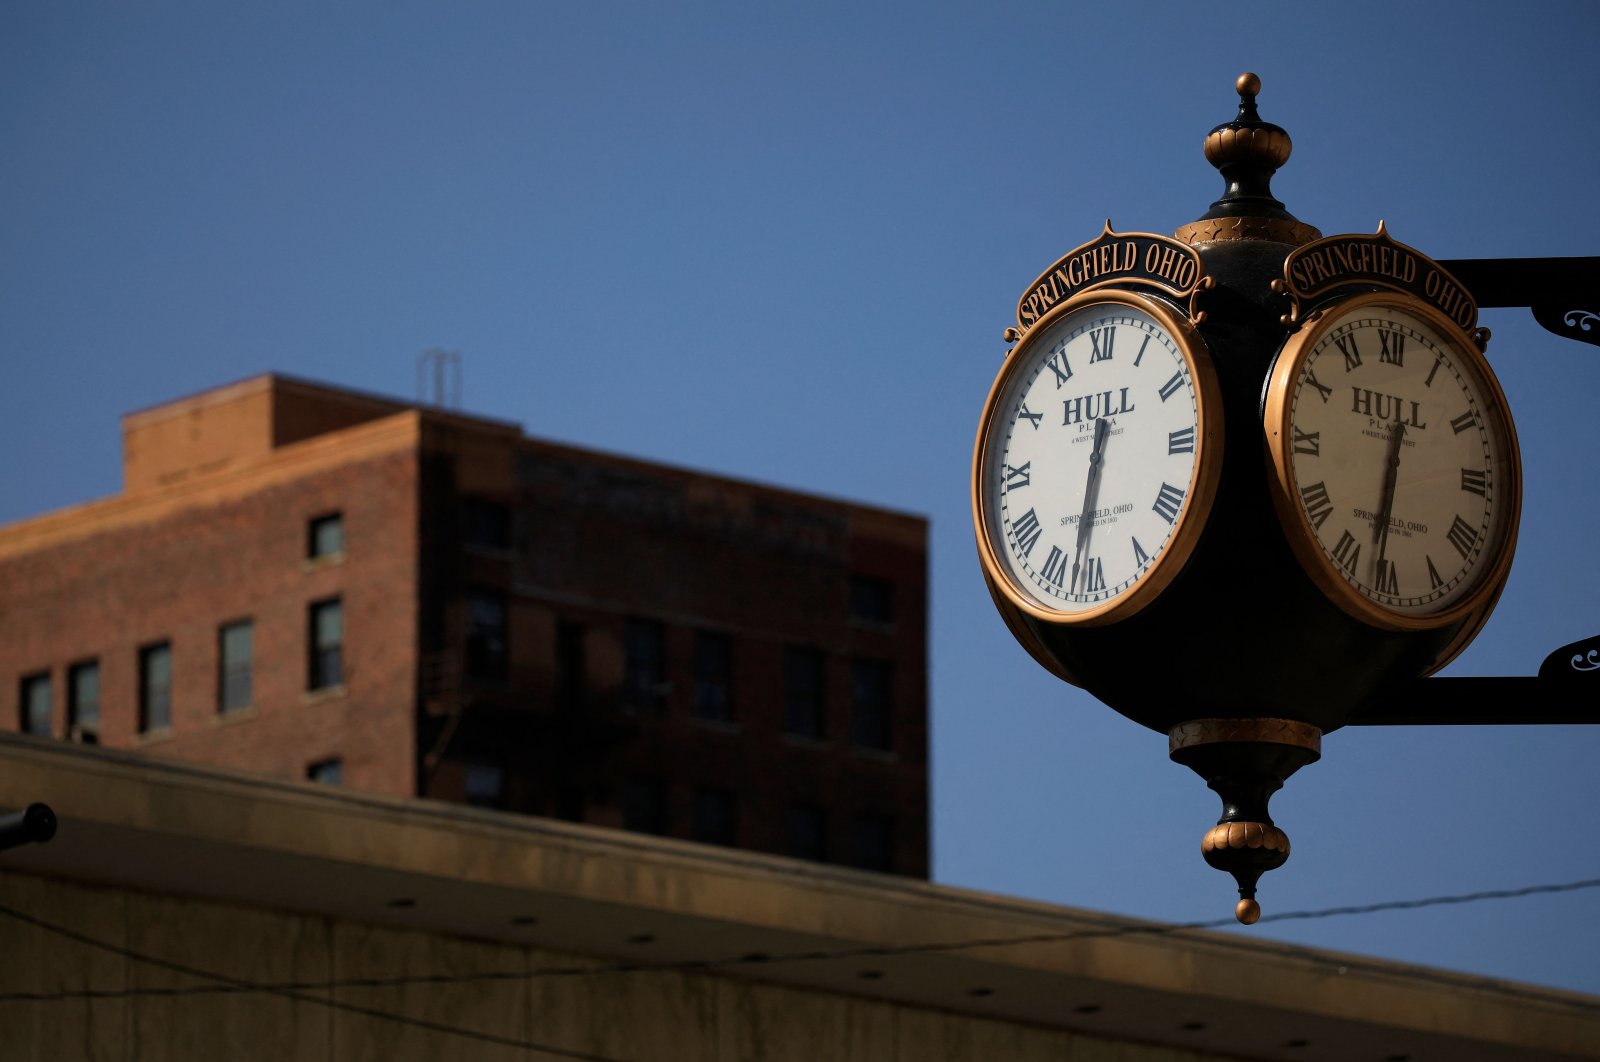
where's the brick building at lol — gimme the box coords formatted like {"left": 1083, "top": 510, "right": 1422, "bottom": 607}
{"left": 0, "top": 374, "right": 928, "bottom": 876}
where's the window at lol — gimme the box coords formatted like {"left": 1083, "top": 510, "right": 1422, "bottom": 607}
{"left": 786, "top": 803, "right": 828, "bottom": 862}
{"left": 850, "top": 813, "right": 895, "bottom": 872}
{"left": 691, "top": 786, "right": 737, "bottom": 846}
{"left": 783, "top": 647, "right": 825, "bottom": 739}
{"left": 68, "top": 660, "right": 100, "bottom": 741}
{"left": 218, "top": 620, "right": 253, "bottom": 712}
{"left": 692, "top": 631, "right": 732, "bottom": 722}
{"left": 465, "top": 763, "right": 507, "bottom": 808}
{"left": 849, "top": 575, "right": 894, "bottom": 625}
{"left": 139, "top": 642, "right": 173, "bottom": 732}
{"left": 622, "top": 778, "right": 668, "bottom": 835}
{"left": 465, "top": 590, "right": 508, "bottom": 681}
{"left": 850, "top": 658, "right": 893, "bottom": 751}
{"left": 19, "top": 672, "right": 50, "bottom": 736}
{"left": 623, "top": 618, "right": 666, "bottom": 715}
{"left": 308, "top": 598, "right": 344, "bottom": 690}
{"left": 464, "top": 497, "right": 511, "bottom": 550}
{"left": 308, "top": 513, "right": 344, "bottom": 559}
{"left": 307, "top": 758, "right": 342, "bottom": 785}
{"left": 556, "top": 621, "right": 586, "bottom": 711}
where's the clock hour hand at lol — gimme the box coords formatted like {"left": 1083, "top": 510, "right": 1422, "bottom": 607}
{"left": 1373, "top": 419, "right": 1406, "bottom": 571}
{"left": 1070, "top": 417, "right": 1110, "bottom": 593}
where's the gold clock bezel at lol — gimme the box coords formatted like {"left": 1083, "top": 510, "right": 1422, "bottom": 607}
{"left": 1262, "top": 290, "right": 1523, "bottom": 633}
{"left": 972, "top": 287, "right": 1225, "bottom": 628}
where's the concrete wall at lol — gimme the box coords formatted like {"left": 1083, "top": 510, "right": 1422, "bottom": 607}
{"left": 0, "top": 871, "right": 1242, "bottom": 1062}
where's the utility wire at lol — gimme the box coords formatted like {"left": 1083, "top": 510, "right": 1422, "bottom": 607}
{"left": 0, "top": 876, "right": 1596, "bottom": 1055}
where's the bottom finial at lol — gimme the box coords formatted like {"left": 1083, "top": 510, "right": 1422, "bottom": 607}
{"left": 1235, "top": 897, "right": 1261, "bottom": 925}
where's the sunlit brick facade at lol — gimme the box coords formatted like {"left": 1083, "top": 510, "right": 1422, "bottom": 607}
{"left": 0, "top": 375, "right": 928, "bottom": 875}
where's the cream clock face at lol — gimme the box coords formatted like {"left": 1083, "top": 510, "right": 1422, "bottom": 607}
{"left": 975, "top": 292, "right": 1220, "bottom": 623}
{"left": 1267, "top": 296, "right": 1520, "bottom": 623}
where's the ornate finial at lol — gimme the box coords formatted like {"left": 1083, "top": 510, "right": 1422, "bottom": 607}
{"left": 1202, "top": 72, "right": 1292, "bottom": 211}
{"left": 1173, "top": 73, "right": 1321, "bottom": 246}
{"left": 1168, "top": 718, "right": 1322, "bottom": 925}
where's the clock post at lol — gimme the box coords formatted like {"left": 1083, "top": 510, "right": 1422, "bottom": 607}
{"left": 974, "top": 73, "right": 1553, "bottom": 922}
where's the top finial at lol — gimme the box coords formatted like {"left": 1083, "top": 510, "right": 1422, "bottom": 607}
{"left": 1173, "top": 71, "right": 1322, "bottom": 244}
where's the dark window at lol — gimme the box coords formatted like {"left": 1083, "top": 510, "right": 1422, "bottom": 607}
{"left": 849, "top": 575, "right": 894, "bottom": 625}
{"left": 308, "top": 598, "right": 344, "bottom": 690}
{"left": 68, "top": 660, "right": 100, "bottom": 740}
{"left": 464, "top": 497, "right": 511, "bottom": 550}
{"left": 623, "top": 778, "right": 669, "bottom": 835}
{"left": 624, "top": 618, "right": 666, "bottom": 715}
{"left": 307, "top": 758, "right": 342, "bottom": 785}
{"left": 692, "top": 631, "right": 733, "bottom": 721}
{"left": 786, "top": 803, "right": 828, "bottom": 862}
{"left": 850, "top": 813, "right": 895, "bottom": 872}
{"left": 556, "top": 621, "right": 586, "bottom": 711}
{"left": 308, "top": 513, "right": 344, "bottom": 559}
{"left": 139, "top": 642, "right": 172, "bottom": 732}
{"left": 783, "top": 647, "right": 825, "bottom": 738}
{"left": 218, "top": 620, "right": 253, "bottom": 712}
{"left": 465, "top": 590, "right": 508, "bottom": 681}
{"left": 19, "top": 672, "right": 50, "bottom": 736}
{"left": 691, "top": 786, "right": 737, "bottom": 847}
{"left": 465, "top": 763, "right": 507, "bottom": 808}
{"left": 851, "top": 658, "right": 893, "bottom": 750}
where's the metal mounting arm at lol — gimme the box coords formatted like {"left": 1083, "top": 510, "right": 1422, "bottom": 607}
{"left": 1349, "top": 634, "right": 1598, "bottom": 726}
{"left": 1440, "top": 257, "right": 1600, "bottom": 348}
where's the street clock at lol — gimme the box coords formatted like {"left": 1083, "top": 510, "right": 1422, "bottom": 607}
{"left": 973, "top": 74, "right": 1524, "bottom": 922}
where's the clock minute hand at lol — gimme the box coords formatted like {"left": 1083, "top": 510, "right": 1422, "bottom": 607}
{"left": 1070, "top": 417, "right": 1110, "bottom": 593}
{"left": 1373, "top": 419, "right": 1406, "bottom": 570}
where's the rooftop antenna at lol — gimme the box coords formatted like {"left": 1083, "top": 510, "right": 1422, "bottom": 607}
{"left": 417, "top": 348, "right": 462, "bottom": 409}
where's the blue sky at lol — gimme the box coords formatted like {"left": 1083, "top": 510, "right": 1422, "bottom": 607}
{"left": 3, "top": 2, "right": 1598, "bottom": 994}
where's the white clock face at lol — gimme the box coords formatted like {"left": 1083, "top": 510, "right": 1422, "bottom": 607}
{"left": 979, "top": 296, "right": 1214, "bottom": 619}
{"left": 1278, "top": 300, "right": 1518, "bottom": 618}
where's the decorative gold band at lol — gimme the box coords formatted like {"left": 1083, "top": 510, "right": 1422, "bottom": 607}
{"left": 1168, "top": 718, "right": 1323, "bottom": 755}
{"left": 1202, "top": 821, "right": 1290, "bottom": 856}
{"left": 1172, "top": 216, "right": 1322, "bottom": 248}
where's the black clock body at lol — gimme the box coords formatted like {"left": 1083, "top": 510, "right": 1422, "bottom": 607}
{"left": 1001, "top": 237, "right": 1468, "bottom": 736}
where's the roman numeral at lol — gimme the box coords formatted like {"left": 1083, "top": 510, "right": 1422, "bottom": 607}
{"left": 1377, "top": 328, "right": 1406, "bottom": 366}
{"left": 1460, "top": 468, "right": 1487, "bottom": 496}
{"left": 1134, "top": 333, "right": 1151, "bottom": 367}
{"left": 1376, "top": 558, "right": 1399, "bottom": 596}
{"left": 1291, "top": 427, "right": 1320, "bottom": 456}
{"left": 1017, "top": 402, "right": 1043, "bottom": 430}
{"left": 1424, "top": 356, "right": 1443, "bottom": 387}
{"left": 1331, "top": 529, "right": 1361, "bottom": 573}
{"left": 1304, "top": 369, "right": 1333, "bottom": 404}
{"left": 1151, "top": 482, "right": 1185, "bottom": 525}
{"left": 1131, "top": 536, "right": 1150, "bottom": 568}
{"left": 1012, "top": 508, "right": 1042, "bottom": 558}
{"left": 1426, "top": 555, "right": 1444, "bottom": 589}
{"left": 1168, "top": 426, "right": 1196, "bottom": 454}
{"left": 1083, "top": 557, "right": 1106, "bottom": 593}
{"left": 1446, "top": 515, "right": 1478, "bottom": 559}
{"left": 1046, "top": 349, "right": 1073, "bottom": 387}
{"left": 1450, "top": 410, "right": 1478, "bottom": 435}
{"left": 1003, "top": 462, "right": 1031, "bottom": 491}
{"left": 1158, "top": 371, "right": 1184, "bottom": 402}
{"left": 1089, "top": 327, "right": 1116, "bottom": 363}
{"left": 1334, "top": 333, "right": 1362, "bottom": 371}
{"left": 1299, "top": 481, "right": 1334, "bottom": 530}
{"left": 1041, "top": 545, "right": 1068, "bottom": 587}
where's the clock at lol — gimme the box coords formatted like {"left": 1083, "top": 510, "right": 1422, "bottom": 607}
{"left": 1263, "top": 291, "right": 1521, "bottom": 632}
{"left": 973, "top": 288, "right": 1223, "bottom": 627}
